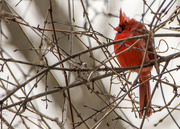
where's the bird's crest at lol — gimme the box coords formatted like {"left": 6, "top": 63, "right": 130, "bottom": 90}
{"left": 119, "top": 9, "right": 130, "bottom": 26}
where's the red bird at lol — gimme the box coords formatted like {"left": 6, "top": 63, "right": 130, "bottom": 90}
{"left": 114, "top": 10, "right": 154, "bottom": 117}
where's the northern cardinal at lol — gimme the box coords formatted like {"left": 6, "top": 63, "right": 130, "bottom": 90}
{"left": 114, "top": 10, "right": 154, "bottom": 117}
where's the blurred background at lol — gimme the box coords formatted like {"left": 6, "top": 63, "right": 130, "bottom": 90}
{"left": 0, "top": 0, "right": 180, "bottom": 129}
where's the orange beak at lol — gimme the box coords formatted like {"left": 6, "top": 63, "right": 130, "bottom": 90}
{"left": 114, "top": 26, "right": 122, "bottom": 33}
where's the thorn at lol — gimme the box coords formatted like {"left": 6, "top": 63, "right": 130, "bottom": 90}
{"left": 108, "top": 23, "right": 115, "bottom": 29}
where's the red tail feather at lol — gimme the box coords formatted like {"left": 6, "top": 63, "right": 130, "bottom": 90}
{"left": 139, "top": 76, "right": 152, "bottom": 117}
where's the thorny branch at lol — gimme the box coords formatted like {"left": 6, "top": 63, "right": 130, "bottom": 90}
{"left": 0, "top": 0, "right": 180, "bottom": 129}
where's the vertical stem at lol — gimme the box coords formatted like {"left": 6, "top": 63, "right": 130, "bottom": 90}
{"left": 49, "top": 0, "right": 74, "bottom": 128}
{"left": 0, "top": 102, "right": 2, "bottom": 129}
{"left": 0, "top": 0, "right": 3, "bottom": 47}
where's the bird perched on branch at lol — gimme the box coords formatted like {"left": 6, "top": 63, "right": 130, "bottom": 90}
{"left": 114, "top": 9, "right": 155, "bottom": 117}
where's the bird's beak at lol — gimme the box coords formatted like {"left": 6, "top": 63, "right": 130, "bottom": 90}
{"left": 114, "top": 26, "right": 122, "bottom": 33}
